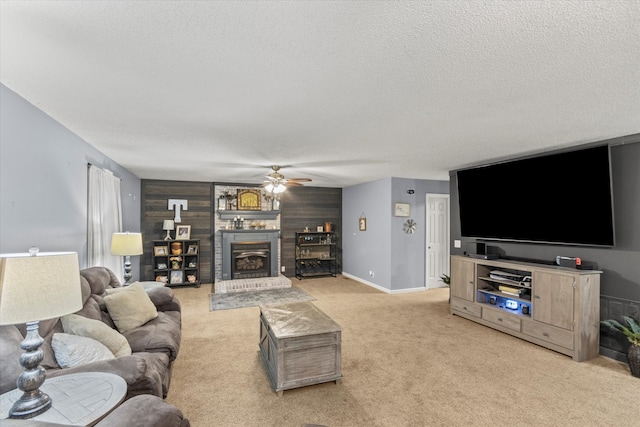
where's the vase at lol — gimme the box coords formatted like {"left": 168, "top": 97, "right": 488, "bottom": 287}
{"left": 628, "top": 345, "right": 640, "bottom": 378}
{"left": 171, "top": 242, "right": 182, "bottom": 255}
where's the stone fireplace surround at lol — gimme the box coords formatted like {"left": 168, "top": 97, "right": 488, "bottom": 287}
{"left": 216, "top": 230, "right": 291, "bottom": 294}
{"left": 214, "top": 184, "right": 293, "bottom": 293}
{"left": 220, "top": 230, "right": 280, "bottom": 280}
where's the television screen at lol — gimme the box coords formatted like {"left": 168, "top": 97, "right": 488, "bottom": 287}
{"left": 457, "top": 145, "right": 615, "bottom": 247}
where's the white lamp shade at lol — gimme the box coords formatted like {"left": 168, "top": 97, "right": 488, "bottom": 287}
{"left": 111, "top": 232, "right": 143, "bottom": 256}
{"left": 0, "top": 252, "right": 82, "bottom": 325}
{"left": 163, "top": 220, "right": 175, "bottom": 231}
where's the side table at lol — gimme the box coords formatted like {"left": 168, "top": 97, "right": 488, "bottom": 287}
{"left": 0, "top": 372, "right": 127, "bottom": 426}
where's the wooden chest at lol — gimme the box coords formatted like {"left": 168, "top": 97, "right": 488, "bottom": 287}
{"left": 259, "top": 301, "right": 342, "bottom": 395}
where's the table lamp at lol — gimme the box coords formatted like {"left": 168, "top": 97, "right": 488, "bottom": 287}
{"left": 0, "top": 248, "right": 82, "bottom": 419}
{"left": 110, "top": 232, "right": 143, "bottom": 285}
{"left": 163, "top": 220, "right": 174, "bottom": 240}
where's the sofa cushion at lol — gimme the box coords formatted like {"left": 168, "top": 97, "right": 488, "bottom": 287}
{"left": 104, "top": 283, "right": 158, "bottom": 333}
{"left": 61, "top": 313, "right": 132, "bottom": 357}
{"left": 0, "top": 325, "right": 25, "bottom": 394}
{"left": 122, "top": 311, "right": 181, "bottom": 361}
{"left": 52, "top": 333, "right": 115, "bottom": 368}
{"left": 80, "top": 266, "right": 122, "bottom": 294}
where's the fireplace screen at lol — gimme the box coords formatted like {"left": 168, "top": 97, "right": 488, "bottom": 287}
{"left": 231, "top": 242, "right": 271, "bottom": 279}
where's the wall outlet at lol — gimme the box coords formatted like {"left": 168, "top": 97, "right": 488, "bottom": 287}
{"left": 454, "top": 240, "right": 462, "bottom": 248}
{"left": 281, "top": 266, "right": 286, "bottom": 273}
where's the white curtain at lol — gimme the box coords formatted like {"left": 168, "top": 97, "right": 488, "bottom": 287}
{"left": 87, "top": 165, "right": 123, "bottom": 278}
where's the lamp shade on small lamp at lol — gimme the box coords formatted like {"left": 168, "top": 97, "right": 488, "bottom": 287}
{"left": 0, "top": 250, "right": 82, "bottom": 419}
{"left": 163, "top": 220, "right": 175, "bottom": 240}
{"left": 111, "top": 232, "right": 143, "bottom": 286}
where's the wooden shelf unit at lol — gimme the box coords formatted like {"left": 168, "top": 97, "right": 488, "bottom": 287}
{"left": 152, "top": 239, "right": 201, "bottom": 288}
{"left": 450, "top": 255, "right": 601, "bottom": 361}
{"left": 295, "top": 232, "right": 337, "bottom": 279}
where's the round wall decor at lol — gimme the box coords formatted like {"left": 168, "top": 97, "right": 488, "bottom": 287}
{"left": 403, "top": 219, "right": 417, "bottom": 234}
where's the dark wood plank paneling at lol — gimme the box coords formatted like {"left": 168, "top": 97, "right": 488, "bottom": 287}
{"left": 280, "top": 187, "right": 342, "bottom": 278}
{"left": 141, "top": 180, "right": 214, "bottom": 283}
{"left": 141, "top": 180, "right": 341, "bottom": 282}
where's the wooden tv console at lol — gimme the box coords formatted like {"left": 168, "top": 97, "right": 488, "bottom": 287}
{"left": 450, "top": 255, "right": 601, "bottom": 361}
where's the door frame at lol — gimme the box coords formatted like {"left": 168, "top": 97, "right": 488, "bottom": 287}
{"left": 425, "top": 193, "right": 450, "bottom": 289}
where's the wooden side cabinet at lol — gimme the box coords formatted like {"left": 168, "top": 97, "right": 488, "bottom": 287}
{"left": 449, "top": 255, "right": 601, "bottom": 361}
{"left": 152, "top": 239, "right": 200, "bottom": 288}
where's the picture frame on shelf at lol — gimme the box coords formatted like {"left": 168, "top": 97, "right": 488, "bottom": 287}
{"left": 187, "top": 245, "right": 198, "bottom": 254}
{"left": 394, "top": 202, "right": 411, "bottom": 217}
{"left": 170, "top": 270, "right": 184, "bottom": 284}
{"left": 176, "top": 225, "right": 191, "bottom": 240}
{"left": 156, "top": 262, "right": 167, "bottom": 270}
{"left": 317, "top": 226, "right": 324, "bottom": 232}
{"left": 154, "top": 246, "right": 168, "bottom": 256}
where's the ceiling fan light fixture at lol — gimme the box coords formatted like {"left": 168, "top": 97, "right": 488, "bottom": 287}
{"left": 274, "top": 183, "right": 286, "bottom": 193}
{"left": 264, "top": 183, "right": 275, "bottom": 193}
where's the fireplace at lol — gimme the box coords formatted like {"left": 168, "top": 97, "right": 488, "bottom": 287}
{"left": 221, "top": 230, "right": 280, "bottom": 281}
{"left": 231, "top": 242, "right": 271, "bottom": 279}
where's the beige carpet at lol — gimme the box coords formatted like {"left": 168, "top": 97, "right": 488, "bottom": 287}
{"left": 166, "top": 276, "right": 639, "bottom": 427}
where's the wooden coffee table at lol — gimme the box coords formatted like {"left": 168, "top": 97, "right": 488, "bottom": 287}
{"left": 259, "top": 301, "right": 342, "bottom": 395}
{"left": 0, "top": 372, "right": 127, "bottom": 426}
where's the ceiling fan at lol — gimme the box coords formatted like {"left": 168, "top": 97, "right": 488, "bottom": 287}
{"left": 263, "top": 165, "right": 312, "bottom": 193}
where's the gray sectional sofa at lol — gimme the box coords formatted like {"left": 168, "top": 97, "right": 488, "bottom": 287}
{"left": 0, "top": 267, "right": 189, "bottom": 426}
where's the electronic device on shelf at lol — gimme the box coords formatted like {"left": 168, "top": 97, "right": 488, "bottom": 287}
{"left": 489, "top": 270, "right": 524, "bottom": 282}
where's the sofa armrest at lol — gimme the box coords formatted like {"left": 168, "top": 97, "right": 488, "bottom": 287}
{"left": 45, "top": 353, "right": 166, "bottom": 398}
{"left": 96, "top": 395, "right": 190, "bottom": 427}
{"left": 146, "top": 287, "right": 182, "bottom": 313}
{"left": 46, "top": 355, "right": 147, "bottom": 386}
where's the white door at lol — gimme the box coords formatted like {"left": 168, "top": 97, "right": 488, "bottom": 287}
{"left": 425, "top": 194, "right": 450, "bottom": 289}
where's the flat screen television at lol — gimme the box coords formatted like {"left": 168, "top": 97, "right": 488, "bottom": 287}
{"left": 457, "top": 144, "right": 615, "bottom": 247}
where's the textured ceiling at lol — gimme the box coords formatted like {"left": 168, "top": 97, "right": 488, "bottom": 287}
{"left": 1, "top": 1, "right": 639, "bottom": 187}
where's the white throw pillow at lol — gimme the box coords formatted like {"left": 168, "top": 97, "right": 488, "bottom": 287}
{"left": 61, "top": 313, "right": 132, "bottom": 357}
{"left": 103, "top": 282, "right": 158, "bottom": 333}
{"left": 52, "top": 333, "right": 115, "bottom": 368}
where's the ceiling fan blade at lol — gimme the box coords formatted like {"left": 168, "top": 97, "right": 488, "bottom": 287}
{"left": 287, "top": 178, "right": 312, "bottom": 182}
{"left": 285, "top": 181, "right": 304, "bottom": 187}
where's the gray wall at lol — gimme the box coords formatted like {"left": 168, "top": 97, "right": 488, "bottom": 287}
{"left": 342, "top": 177, "right": 449, "bottom": 292}
{"left": 0, "top": 84, "right": 141, "bottom": 274}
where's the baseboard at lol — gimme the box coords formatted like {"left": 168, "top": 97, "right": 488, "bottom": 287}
{"left": 341, "top": 272, "right": 426, "bottom": 294}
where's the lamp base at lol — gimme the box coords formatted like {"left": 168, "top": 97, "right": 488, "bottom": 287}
{"left": 163, "top": 230, "right": 172, "bottom": 240}
{"left": 123, "top": 255, "right": 133, "bottom": 286}
{"left": 9, "top": 391, "right": 51, "bottom": 419}
{"left": 10, "top": 321, "right": 52, "bottom": 419}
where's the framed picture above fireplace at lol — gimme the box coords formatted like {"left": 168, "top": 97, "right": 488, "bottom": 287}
{"left": 237, "top": 189, "right": 262, "bottom": 210}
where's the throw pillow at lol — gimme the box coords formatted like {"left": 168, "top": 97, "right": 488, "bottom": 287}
{"left": 103, "top": 282, "right": 158, "bottom": 333}
{"left": 104, "top": 282, "right": 140, "bottom": 295}
{"left": 52, "top": 333, "right": 115, "bottom": 368}
{"left": 61, "top": 313, "right": 132, "bottom": 357}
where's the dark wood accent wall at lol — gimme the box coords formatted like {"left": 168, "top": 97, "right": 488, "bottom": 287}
{"left": 140, "top": 180, "right": 214, "bottom": 283}
{"left": 140, "top": 179, "right": 341, "bottom": 282}
{"left": 280, "top": 186, "right": 342, "bottom": 278}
